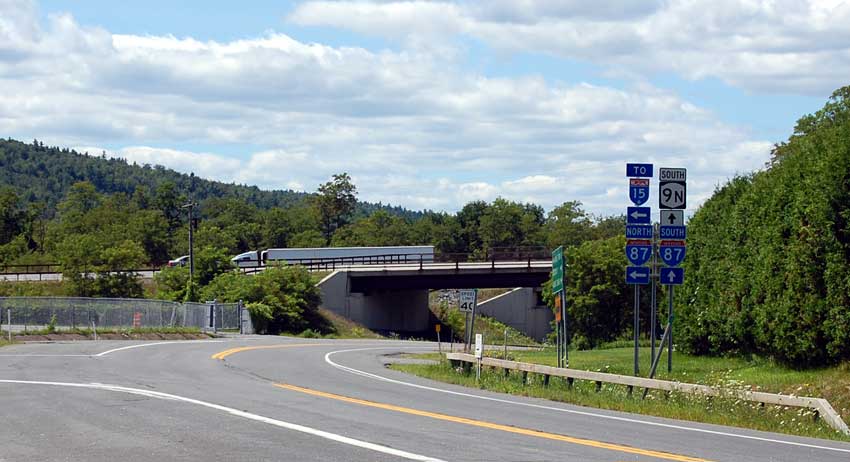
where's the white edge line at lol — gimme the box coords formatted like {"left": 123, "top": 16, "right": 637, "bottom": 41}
{"left": 324, "top": 346, "right": 850, "bottom": 455}
{"left": 94, "top": 340, "right": 226, "bottom": 357}
{"left": 0, "top": 379, "right": 444, "bottom": 462}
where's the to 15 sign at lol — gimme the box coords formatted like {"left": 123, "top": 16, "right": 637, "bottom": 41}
{"left": 629, "top": 178, "right": 650, "bottom": 206}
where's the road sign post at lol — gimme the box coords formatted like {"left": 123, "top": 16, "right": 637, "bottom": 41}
{"left": 626, "top": 163, "right": 652, "bottom": 376}
{"left": 657, "top": 167, "right": 686, "bottom": 373}
{"left": 460, "top": 289, "right": 477, "bottom": 352}
{"left": 650, "top": 224, "right": 658, "bottom": 367}
{"left": 551, "top": 246, "right": 567, "bottom": 367}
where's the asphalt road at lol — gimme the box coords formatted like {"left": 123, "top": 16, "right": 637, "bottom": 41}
{"left": 1, "top": 337, "right": 849, "bottom": 461}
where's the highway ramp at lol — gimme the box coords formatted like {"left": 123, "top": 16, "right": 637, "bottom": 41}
{"left": 1, "top": 338, "right": 848, "bottom": 461}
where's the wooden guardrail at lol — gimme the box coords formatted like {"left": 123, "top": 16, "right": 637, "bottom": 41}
{"left": 446, "top": 352, "right": 850, "bottom": 436}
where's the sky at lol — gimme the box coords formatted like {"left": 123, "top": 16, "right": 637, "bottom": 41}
{"left": 2, "top": 0, "right": 848, "bottom": 217}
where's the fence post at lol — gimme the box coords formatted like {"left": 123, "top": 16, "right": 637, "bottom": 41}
{"left": 7, "top": 308, "right": 11, "bottom": 342}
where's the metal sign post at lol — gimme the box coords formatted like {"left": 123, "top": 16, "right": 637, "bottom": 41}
{"left": 459, "top": 289, "right": 477, "bottom": 352}
{"left": 650, "top": 223, "right": 658, "bottom": 365}
{"left": 474, "top": 333, "right": 483, "bottom": 381}
{"left": 668, "top": 286, "right": 674, "bottom": 373}
{"left": 436, "top": 324, "right": 442, "bottom": 355}
{"left": 658, "top": 167, "right": 687, "bottom": 373}
{"left": 6, "top": 308, "right": 10, "bottom": 342}
{"left": 551, "top": 246, "right": 566, "bottom": 367}
{"left": 626, "top": 163, "right": 653, "bottom": 376}
{"left": 633, "top": 284, "right": 640, "bottom": 376}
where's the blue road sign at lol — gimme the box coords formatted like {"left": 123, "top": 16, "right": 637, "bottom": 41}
{"left": 626, "top": 163, "right": 653, "bottom": 178}
{"left": 626, "top": 207, "right": 651, "bottom": 225}
{"left": 626, "top": 240, "right": 653, "bottom": 266}
{"left": 659, "top": 241, "right": 686, "bottom": 266}
{"left": 660, "top": 225, "right": 687, "bottom": 240}
{"left": 660, "top": 267, "right": 684, "bottom": 285}
{"left": 626, "top": 225, "right": 653, "bottom": 239}
{"left": 626, "top": 266, "right": 651, "bottom": 285}
{"left": 629, "top": 178, "right": 650, "bottom": 206}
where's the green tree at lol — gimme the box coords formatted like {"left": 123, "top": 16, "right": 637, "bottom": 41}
{"left": 679, "top": 86, "right": 850, "bottom": 366}
{"left": 290, "top": 229, "right": 327, "bottom": 248}
{"left": 93, "top": 240, "right": 146, "bottom": 298}
{"left": 544, "top": 201, "right": 593, "bottom": 249}
{"left": 314, "top": 173, "right": 357, "bottom": 242}
{"left": 201, "top": 265, "right": 328, "bottom": 334}
{"left": 154, "top": 265, "right": 190, "bottom": 301}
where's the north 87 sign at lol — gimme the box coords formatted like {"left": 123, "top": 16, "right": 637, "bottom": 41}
{"left": 625, "top": 239, "right": 652, "bottom": 266}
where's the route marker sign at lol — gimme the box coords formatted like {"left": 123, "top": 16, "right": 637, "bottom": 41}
{"left": 629, "top": 178, "right": 650, "bottom": 206}
{"left": 626, "top": 207, "right": 651, "bottom": 225}
{"left": 626, "top": 225, "right": 653, "bottom": 239}
{"left": 659, "top": 240, "right": 686, "bottom": 266}
{"left": 660, "top": 267, "right": 684, "bottom": 285}
{"left": 459, "top": 289, "right": 477, "bottom": 312}
{"left": 474, "top": 333, "right": 483, "bottom": 359}
{"left": 626, "top": 163, "right": 654, "bottom": 178}
{"left": 626, "top": 239, "right": 653, "bottom": 266}
{"left": 661, "top": 209, "right": 684, "bottom": 226}
{"left": 551, "top": 246, "right": 564, "bottom": 294}
{"left": 659, "top": 168, "right": 687, "bottom": 209}
{"left": 659, "top": 225, "right": 687, "bottom": 240}
{"left": 625, "top": 266, "right": 651, "bottom": 285}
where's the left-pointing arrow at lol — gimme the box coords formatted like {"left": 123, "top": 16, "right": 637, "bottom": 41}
{"left": 630, "top": 210, "right": 647, "bottom": 220}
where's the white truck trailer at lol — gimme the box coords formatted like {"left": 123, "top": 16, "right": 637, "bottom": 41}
{"left": 231, "top": 245, "right": 435, "bottom": 268}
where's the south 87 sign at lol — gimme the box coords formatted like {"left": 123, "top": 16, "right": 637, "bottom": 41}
{"left": 659, "top": 241, "right": 686, "bottom": 266}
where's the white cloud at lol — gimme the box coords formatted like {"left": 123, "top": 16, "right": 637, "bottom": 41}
{"left": 290, "top": 0, "right": 850, "bottom": 96}
{"left": 0, "top": 0, "right": 777, "bottom": 215}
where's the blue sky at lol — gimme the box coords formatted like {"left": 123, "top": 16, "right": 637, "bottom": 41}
{"left": 4, "top": 0, "right": 848, "bottom": 215}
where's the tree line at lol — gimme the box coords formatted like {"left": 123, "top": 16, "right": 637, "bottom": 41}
{"left": 678, "top": 86, "right": 850, "bottom": 367}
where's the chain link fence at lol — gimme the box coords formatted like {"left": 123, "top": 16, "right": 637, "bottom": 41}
{"left": 0, "top": 297, "right": 244, "bottom": 332}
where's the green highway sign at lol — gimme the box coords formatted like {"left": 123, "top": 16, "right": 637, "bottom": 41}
{"left": 551, "top": 246, "right": 564, "bottom": 294}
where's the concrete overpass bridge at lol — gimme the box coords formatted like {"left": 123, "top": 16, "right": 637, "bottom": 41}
{"left": 317, "top": 260, "right": 554, "bottom": 339}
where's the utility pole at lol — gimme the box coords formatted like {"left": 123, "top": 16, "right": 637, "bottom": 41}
{"left": 181, "top": 202, "right": 197, "bottom": 281}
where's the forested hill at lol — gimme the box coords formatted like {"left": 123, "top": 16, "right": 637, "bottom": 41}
{"left": 0, "top": 138, "right": 417, "bottom": 219}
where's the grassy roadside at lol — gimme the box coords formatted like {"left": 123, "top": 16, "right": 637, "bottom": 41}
{"left": 391, "top": 347, "right": 850, "bottom": 441}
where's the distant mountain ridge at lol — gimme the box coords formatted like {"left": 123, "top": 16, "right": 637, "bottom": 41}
{"left": 0, "top": 138, "right": 420, "bottom": 219}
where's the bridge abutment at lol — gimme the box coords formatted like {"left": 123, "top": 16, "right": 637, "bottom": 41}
{"left": 317, "top": 271, "right": 430, "bottom": 333}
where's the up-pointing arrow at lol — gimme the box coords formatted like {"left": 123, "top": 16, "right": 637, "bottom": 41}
{"left": 630, "top": 210, "right": 648, "bottom": 220}
{"left": 667, "top": 212, "right": 676, "bottom": 224}
{"left": 666, "top": 270, "right": 676, "bottom": 282}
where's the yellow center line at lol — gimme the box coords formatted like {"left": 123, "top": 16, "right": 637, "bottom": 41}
{"left": 211, "top": 343, "right": 325, "bottom": 360}
{"left": 274, "top": 383, "right": 713, "bottom": 462}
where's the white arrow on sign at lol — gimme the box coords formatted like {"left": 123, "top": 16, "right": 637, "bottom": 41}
{"left": 666, "top": 271, "right": 676, "bottom": 282}
{"left": 629, "top": 270, "right": 644, "bottom": 279}
{"left": 630, "top": 210, "right": 648, "bottom": 220}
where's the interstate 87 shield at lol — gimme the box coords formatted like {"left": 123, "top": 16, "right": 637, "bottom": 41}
{"left": 625, "top": 239, "right": 652, "bottom": 266}
{"left": 659, "top": 240, "right": 686, "bottom": 266}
